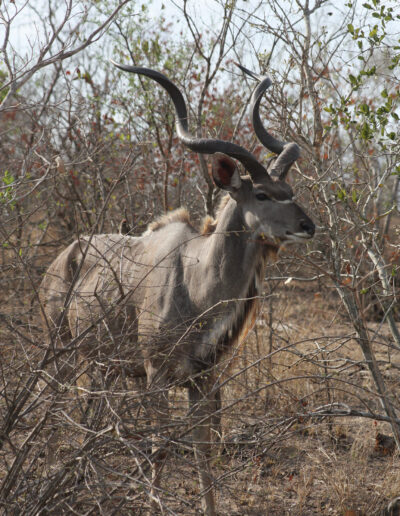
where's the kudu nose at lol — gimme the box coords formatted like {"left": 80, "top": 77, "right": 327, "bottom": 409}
{"left": 300, "top": 219, "right": 315, "bottom": 236}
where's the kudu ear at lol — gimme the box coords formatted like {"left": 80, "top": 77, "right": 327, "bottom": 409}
{"left": 212, "top": 153, "right": 242, "bottom": 192}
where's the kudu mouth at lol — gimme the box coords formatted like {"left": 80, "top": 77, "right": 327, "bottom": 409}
{"left": 285, "top": 232, "right": 314, "bottom": 241}
{"left": 257, "top": 215, "right": 315, "bottom": 245}
{"left": 285, "top": 222, "right": 315, "bottom": 241}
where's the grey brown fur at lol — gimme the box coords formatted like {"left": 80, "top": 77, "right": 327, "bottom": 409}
{"left": 39, "top": 64, "right": 315, "bottom": 515}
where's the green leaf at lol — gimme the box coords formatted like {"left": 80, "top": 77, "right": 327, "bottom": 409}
{"left": 369, "top": 25, "right": 378, "bottom": 38}
{"left": 360, "top": 122, "right": 373, "bottom": 140}
{"left": 337, "top": 188, "right": 347, "bottom": 201}
{"left": 2, "top": 170, "right": 15, "bottom": 185}
{"left": 359, "top": 103, "right": 370, "bottom": 115}
{"left": 349, "top": 74, "right": 359, "bottom": 87}
{"left": 365, "top": 65, "right": 376, "bottom": 76}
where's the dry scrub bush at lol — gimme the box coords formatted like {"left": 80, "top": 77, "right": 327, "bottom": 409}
{"left": 1, "top": 0, "right": 400, "bottom": 514}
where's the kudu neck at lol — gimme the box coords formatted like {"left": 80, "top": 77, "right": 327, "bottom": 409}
{"left": 207, "top": 196, "right": 263, "bottom": 282}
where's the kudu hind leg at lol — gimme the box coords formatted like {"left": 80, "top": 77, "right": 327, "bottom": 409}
{"left": 45, "top": 354, "right": 92, "bottom": 468}
{"left": 39, "top": 320, "right": 70, "bottom": 464}
{"left": 188, "top": 378, "right": 217, "bottom": 516}
{"left": 211, "top": 382, "right": 222, "bottom": 441}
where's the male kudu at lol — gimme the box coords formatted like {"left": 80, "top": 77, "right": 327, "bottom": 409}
{"left": 39, "top": 63, "right": 315, "bottom": 515}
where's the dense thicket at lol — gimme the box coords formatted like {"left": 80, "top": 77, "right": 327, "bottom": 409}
{"left": 0, "top": 1, "right": 399, "bottom": 513}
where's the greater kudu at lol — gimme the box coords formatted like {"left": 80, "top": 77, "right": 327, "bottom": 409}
{"left": 39, "top": 63, "right": 315, "bottom": 515}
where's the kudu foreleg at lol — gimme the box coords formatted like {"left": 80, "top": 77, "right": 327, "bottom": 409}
{"left": 145, "top": 363, "right": 170, "bottom": 512}
{"left": 211, "top": 383, "right": 222, "bottom": 441}
{"left": 188, "top": 378, "right": 217, "bottom": 516}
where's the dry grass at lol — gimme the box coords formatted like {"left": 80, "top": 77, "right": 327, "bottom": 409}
{"left": 1, "top": 272, "right": 399, "bottom": 515}
{"left": 212, "top": 280, "right": 400, "bottom": 515}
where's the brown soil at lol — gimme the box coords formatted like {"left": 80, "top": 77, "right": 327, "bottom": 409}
{"left": 1, "top": 276, "right": 399, "bottom": 515}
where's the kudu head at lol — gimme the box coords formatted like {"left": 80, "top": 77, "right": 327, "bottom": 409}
{"left": 112, "top": 60, "right": 315, "bottom": 244}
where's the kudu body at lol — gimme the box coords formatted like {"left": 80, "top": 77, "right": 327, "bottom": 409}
{"left": 39, "top": 63, "right": 314, "bottom": 515}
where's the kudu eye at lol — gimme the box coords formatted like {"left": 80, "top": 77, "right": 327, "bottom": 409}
{"left": 255, "top": 193, "right": 270, "bottom": 201}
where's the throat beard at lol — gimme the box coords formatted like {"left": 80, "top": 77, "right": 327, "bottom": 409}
{"left": 255, "top": 234, "right": 280, "bottom": 261}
